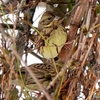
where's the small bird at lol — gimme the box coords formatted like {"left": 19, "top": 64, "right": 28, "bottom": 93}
{"left": 37, "top": 11, "right": 67, "bottom": 59}
{"left": 12, "top": 63, "right": 62, "bottom": 91}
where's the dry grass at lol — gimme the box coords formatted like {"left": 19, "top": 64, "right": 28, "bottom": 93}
{"left": 0, "top": 0, "right": 100, "bottom": 100}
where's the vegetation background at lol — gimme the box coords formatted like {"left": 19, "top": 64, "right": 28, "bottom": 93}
{"left": 0, "top": 0, "right": 100, "bottom": 100}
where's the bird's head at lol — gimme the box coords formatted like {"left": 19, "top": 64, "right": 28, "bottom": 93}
{"left": 38, "top": 11, "right": 59, "bottom": 31}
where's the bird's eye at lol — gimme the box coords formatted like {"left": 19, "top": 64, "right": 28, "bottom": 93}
{"left": 47, "top": 17, "right": 52, "bottom": 20}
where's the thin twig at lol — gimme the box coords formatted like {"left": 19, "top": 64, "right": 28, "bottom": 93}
{"left": 81, "top": 33, "right": 97, "bottom": 67}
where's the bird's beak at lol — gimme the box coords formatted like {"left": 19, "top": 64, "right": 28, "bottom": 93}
{"left": 53, "top": 16, "right": 60, "bottom": 26}
{"left": 54, "top": 16, "right": 60, "bottom": 21}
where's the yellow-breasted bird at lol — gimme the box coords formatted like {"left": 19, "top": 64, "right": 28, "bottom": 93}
{"left": 37, "top": 11, "right": 67, "bottom": 59}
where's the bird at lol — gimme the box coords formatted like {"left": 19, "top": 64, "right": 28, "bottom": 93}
{"left": 12, "top": 63, "right": 63, "bottom": 91}
{"left": 37, "top": 11, "right": 67, "bottom": 59}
